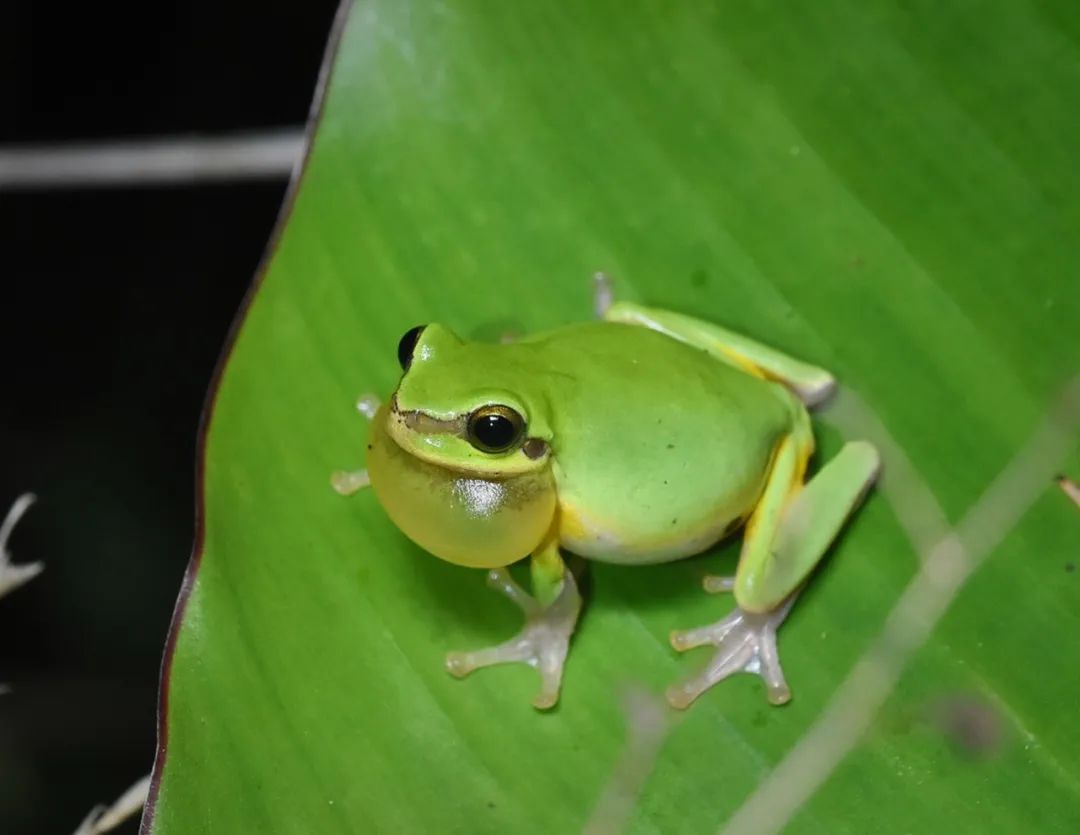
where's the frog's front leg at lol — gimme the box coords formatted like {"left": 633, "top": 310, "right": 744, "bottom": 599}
{"left": 445, "top": 538, "right": 582, "bottom": 710}
{"left": 330, "top": 393, "right": 381, "bottom": 495}
{"left": 668, "top": 429, "right": 880, "bottom": 708}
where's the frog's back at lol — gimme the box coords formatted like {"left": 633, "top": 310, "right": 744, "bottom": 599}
{"left": 519, "top": 321, "right": 798, "bottom": 564}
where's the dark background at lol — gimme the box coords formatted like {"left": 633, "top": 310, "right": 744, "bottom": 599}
{"left": 0, "top": 2, "right": 340, "bottom": 832}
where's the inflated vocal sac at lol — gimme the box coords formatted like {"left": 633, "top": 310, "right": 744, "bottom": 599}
{"left": 366, "top": 406, "right": 557, "bottom": 568}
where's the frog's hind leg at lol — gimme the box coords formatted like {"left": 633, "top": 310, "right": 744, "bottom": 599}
{"left": 600, "top": 290, "right": 835, "bottom": 407}
{"left": 667, "top": 429, "right": 880, "bottom": 708}
{"left": 330, "top": 393, "right": 381, "bottom": 495}
{"left": 445, "top": 538, "right": 583, "bottom": 710}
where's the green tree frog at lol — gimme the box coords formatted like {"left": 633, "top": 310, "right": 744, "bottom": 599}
{"left": 334, "top": 275, "right": 880, "bottom": 710}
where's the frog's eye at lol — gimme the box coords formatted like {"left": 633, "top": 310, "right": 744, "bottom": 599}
{"left": 467, "top": 405, "right": 525, "bottom": 454}
{"left": 397, "top": 325, "right": 427, "bottom": 371}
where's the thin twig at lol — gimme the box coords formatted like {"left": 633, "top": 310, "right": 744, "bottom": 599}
{"left": 1058, "top": 475, "right": 1080, "bottom": 511}
{"left": 0, "top": 129, "right": 304, "bottom": 191}
{"left": 721, "top": 377, "right": 1080, "bottom": 835}
{"left": 0, "top": 493, "right": 43, "bottom": 599}
{"left": 72, "top": 774, "right": 152, "bottom": 835}
{"left": 583, "top": 688, "right": 672, "bottom": 835}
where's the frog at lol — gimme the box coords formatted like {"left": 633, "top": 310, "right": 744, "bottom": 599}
{"left": 333, "top": 274, "right": 880, "bottom": 710}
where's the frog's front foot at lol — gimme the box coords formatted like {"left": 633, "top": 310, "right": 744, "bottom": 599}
{"left": 667, "top": 595, "right": 797, "bottom": 709}
{"left": 445, "top": 568, "right": 582, "bottom": 710}
{"left": 330, "top": 393, "right": 382, "bottom": 496}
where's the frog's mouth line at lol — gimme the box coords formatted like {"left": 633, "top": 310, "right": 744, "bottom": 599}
{"left": 387, "top": 394, "right": 552, "bottom": 469}
{"left": 389, "top": 393, "right": 468, "bottom": 437}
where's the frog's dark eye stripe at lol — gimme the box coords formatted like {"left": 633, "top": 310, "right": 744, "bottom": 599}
{"left": 397, "top": 325, "right": 426, "bottom": 371}
{"left": 467, "top": 405, "right": 525, "bottom": 453}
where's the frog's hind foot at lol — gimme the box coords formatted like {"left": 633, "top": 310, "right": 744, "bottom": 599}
{"left": 701, "top": 574, "right": 735, "bottom": 593}
{"left": 593, "top": 272, "right": 615, "bottom": 318}
{"left": 445, "top": 568, "right": 582, "bottom": 710}
{"left": 666, "top": 595, "right": 797, "bottom": 709}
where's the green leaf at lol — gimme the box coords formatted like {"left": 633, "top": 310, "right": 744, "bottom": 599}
{"left": 145, "top": 1, "right": 1080, "bottom": 832}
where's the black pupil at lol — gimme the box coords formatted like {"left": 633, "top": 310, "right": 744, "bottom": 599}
{"left": 473, "top": 414, "right": 516, "bottom": 450}
{"left": 397, "top": 325, "right": 426, "bottom": 370}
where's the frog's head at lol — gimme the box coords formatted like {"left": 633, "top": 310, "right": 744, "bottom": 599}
{"left": 385, "top": 323, "right": 554, "bottom": 476}
{"left": 366, "top": 324, "right": 558, "bottom": 569}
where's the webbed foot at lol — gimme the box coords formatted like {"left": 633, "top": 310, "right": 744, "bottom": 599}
{"left": 701, "top": 574, "right": 735, "bottom": 593}
{"left": 446, "top": 568, "right": 582, "bottom": 709}
{"left": 330, "top": 394, "right": 381, "bottom": 495}
{"left": 666, "top": 594, "right": 797, "bottom": 709}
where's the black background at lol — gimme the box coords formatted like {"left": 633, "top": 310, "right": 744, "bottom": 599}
{"left": 0, "top": 2, "right": 340, "bottom": 832}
